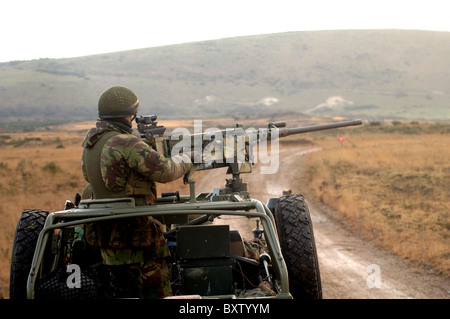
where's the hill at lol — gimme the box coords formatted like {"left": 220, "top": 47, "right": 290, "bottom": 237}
{"left": 1, "top": 29, "right": 449, "bottom": 127}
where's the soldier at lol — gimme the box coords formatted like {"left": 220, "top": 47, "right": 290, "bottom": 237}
{"left": 81, "top": 85, "right": 193, "bottom": 298}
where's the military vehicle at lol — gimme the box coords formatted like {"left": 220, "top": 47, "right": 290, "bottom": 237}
{"left": 10, "top": 117, "right": 362, "bottom": 299}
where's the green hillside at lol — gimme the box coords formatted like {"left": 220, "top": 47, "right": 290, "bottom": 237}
{"left": 1, "top": 29, "right": 449, "bottom": 126}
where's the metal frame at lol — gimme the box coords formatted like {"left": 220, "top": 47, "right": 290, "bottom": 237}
{"left": 27, "top": 198, "right": 292, "bottom": 299}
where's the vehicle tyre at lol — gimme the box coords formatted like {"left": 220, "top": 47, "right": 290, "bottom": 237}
{"left": 10, "top": 209, "right": 49, "bottom": 299}
{"left": 274, "top": 194, "right": 322, "bottom": 299}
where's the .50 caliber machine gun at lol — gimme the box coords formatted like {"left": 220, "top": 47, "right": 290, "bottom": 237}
{"left": 136, "top": 114, "right": 362, "bottom": 198}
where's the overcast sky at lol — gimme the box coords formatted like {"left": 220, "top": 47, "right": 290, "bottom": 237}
{"left": 1, "top": 0, "right": 449, "bottom": 62}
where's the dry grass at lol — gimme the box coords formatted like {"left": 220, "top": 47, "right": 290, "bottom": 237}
{"left": 0, "top": 131, "right": 88, "bottom": 298}
{"left": 303, "top": 123, "right": 450, "bottom": 277}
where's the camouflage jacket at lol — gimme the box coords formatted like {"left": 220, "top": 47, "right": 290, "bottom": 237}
{"left": 81, "top": 121, "right": 192, "bottom": 205}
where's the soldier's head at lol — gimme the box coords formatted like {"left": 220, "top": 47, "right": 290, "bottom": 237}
{"left": 98, "top": 86, "right": 139, "bottom": 121}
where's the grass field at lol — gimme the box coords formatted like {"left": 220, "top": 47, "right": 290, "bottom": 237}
{"left": 0, "top": 120, "right": 448, "bottom": 298}
{"left": 302, "top": 122, "right": 450, "bottom": 277}
{"left": 0, "top": 130, "right": 87, "bottom": 298}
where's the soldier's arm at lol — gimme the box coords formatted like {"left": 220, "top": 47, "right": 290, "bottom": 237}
{"left": 105, "top": 135, "right": 193, "bottom": 183}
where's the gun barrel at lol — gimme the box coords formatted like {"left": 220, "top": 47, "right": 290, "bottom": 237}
{"left": 279, "top": 119, "right": 362, "bottom": 137}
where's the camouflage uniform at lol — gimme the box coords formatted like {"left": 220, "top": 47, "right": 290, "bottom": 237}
{"left": 81, "top": 86, "right": 192, "bottom": 298}
{"left": 82, "top": 121, "right": 192, "bottom": 205}
{"left": 102, "top": 236, "right": 173, "bottom": 298}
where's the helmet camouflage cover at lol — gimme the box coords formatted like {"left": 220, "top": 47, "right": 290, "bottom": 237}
{"left": 98, "top": 86, "right": 139, "bottom": 119}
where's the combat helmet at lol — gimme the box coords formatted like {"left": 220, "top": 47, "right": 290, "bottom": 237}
{"left": 98, "top": 86, "right": 139, "bottom": 119}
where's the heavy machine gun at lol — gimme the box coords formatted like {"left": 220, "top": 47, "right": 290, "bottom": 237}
{"left": 136, "top": 114, "right": 362, "bottom": 199}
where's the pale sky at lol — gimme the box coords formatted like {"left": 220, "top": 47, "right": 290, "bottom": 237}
{"left": 1, "top": 0, "right": 449, "bottom": 62}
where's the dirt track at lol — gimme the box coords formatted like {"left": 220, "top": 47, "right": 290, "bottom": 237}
{"left": 194, "top": 146, "right": 449, "bottom": 299}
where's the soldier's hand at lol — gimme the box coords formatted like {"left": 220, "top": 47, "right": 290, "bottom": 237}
{"left": 183, "top": 166, "right": 196, "bottom": 185}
